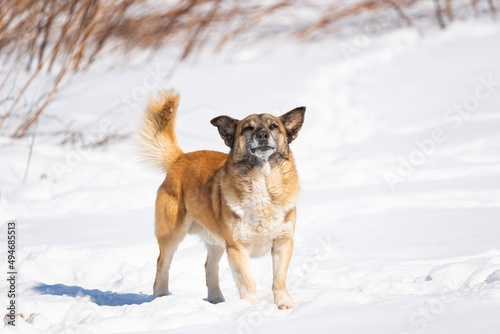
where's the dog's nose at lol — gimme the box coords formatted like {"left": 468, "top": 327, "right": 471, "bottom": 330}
{"left": 256, "top": 130, "right": 269, "bottom": 141}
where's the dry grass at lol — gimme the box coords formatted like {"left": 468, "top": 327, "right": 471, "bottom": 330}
{"left": 0, "top": 0, "right": 497, "bottom": 139}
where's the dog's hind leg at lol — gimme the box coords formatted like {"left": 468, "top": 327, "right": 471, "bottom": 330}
{"left": 153, "top": 187, "right": 185, "bottom": 299}
{"left": 153, "top": 232, "right": 185, "bottom": 299}
{"left": 205, "top": 242, "right": 225, "bottom": 304}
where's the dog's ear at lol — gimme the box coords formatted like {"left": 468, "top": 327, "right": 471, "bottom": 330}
{"left": 211, "top": 116, "right": 239, "bottom": 148}
{"left": 280, "top": 107, "right": 306, "bottom": 143}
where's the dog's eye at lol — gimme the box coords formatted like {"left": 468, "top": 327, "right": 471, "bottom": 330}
{"left": 243, "top": 126, "right": 254, "bottom": 133}
{"left": 269, "top": 123, "right": 278, "bottom": 130}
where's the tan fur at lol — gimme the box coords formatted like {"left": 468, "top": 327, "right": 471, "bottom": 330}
{"left": 138, "top": 89, "right": 305, "bottom": 309}
{"left": 137, "top": 89, "right": 183, "bottom": 172}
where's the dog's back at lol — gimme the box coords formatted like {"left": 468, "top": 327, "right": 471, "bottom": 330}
{"left": 154, "top": 150, "right": 227, "bottom": 240}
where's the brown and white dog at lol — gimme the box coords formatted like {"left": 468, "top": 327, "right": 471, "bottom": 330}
{"left": 138, "top": 89, "right": 305, "bottom": 309}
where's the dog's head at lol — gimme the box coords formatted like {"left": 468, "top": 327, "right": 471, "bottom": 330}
{"left": 211, "top": 107, "right": 305, "bottom": 166}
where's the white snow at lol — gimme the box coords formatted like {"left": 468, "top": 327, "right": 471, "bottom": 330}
{"left": 1, "top": 21, "right": 500, "bottom": 333}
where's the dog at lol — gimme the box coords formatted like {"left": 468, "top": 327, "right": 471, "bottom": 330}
{"left": 137, "top": 89, "right": 305, "bottom": 309}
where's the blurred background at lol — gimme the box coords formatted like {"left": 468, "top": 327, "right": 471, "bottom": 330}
{"left": 1, "top": 0, "right": 497, "bottom": 144}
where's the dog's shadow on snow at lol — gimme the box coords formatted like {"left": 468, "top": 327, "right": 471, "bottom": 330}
{"left": 32, "top": 283, "right": 152, "bottom": 306}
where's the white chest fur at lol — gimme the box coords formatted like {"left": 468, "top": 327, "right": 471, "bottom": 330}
{"left": 223, "top": 163, "right": 295, "bottom": 257}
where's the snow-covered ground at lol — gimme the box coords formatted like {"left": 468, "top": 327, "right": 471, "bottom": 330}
{"left": 1, "top": 21, "right": 500, "bottom": 333}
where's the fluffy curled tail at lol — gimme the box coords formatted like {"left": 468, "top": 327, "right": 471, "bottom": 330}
{"left": 137, "top": 89, "right": 183, "bottom": 172}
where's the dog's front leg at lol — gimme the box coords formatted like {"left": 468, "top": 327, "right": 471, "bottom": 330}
{"left": 271, "top": 237, "right": 294, "bottom": 309}
{"left": 226, "top": 245, "right": 259, "bottom": 305}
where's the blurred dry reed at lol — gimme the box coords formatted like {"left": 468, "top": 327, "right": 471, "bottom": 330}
{"left": 0, "top": 0, "right": 497, "bottom": 139}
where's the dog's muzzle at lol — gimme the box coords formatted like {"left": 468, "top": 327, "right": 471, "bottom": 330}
{"left": 250, "top": 146, "right": 274, "bottom": 153}
{"left": 248, "top": 130, "right": 277, "bottom": 159}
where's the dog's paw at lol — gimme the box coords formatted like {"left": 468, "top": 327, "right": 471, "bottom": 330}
{"left": 277, "top": 302, "right": 294, "bottom": 310}
{"left": 242, "top": 294, "right": 259, "bottom": 305}
{"left": 275, "top": 293, "right": 294, "bottom": 310}
{"left": 207, "top": 292, "right": 225, "bottom": 304}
